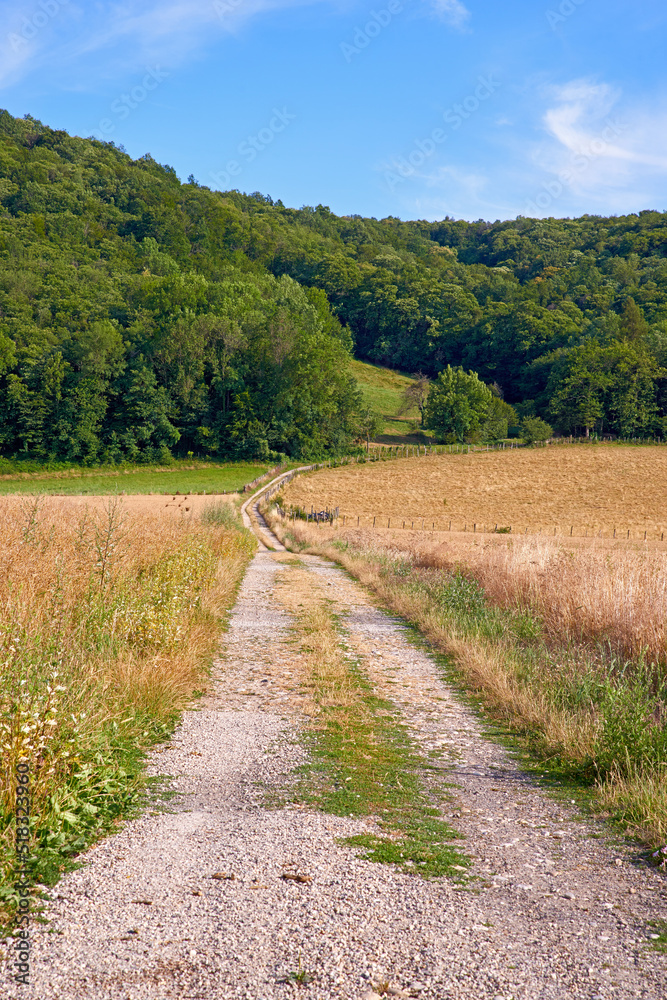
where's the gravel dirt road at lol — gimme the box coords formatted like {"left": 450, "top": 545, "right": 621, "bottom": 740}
{"left": 2, "top": 492, "right": 666, "bottom": 999}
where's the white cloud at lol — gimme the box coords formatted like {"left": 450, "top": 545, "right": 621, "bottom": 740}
{"left": 432, "top": 0, "right": 470, "bottom": 30}
{"left": 525, "top": 78, "right": 667, "bottom": 212}
{"left": 543, "top": 79, "right": 667, "bottom": 171}
{"left": 421, "top": 163, "right": 487, "bottom": 197}
{"left": 400, "top": 166, "right": 518, "bottom": 222}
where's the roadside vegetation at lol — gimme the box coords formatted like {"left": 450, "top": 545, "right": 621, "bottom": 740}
{"left": 267, "top": 511, "right": 667, "bottom": 850}
{"left": 0, "top": 496, "right": 255, "bottom": 929}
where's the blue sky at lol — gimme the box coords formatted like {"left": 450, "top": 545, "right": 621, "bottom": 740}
{"left": 1, "top": 0, "right": 666, "bottom": 221}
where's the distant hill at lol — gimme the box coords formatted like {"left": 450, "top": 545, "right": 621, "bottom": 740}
{"left": 0, "top": 109, "right": 665, "bottom": 461}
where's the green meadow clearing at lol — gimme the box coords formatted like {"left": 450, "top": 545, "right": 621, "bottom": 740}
{"left": 350, "top": 358, "right": 432, "bottom": 444}
{"left": 0, "top": 462, "right": 272, "bottom": 495}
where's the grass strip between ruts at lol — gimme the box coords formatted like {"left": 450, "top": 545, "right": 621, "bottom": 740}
{"left": 285, "top": 595, "right": 471, "bottom": 881}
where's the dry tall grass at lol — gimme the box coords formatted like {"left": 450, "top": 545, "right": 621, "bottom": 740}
{"left": 268, "top": 512, "right": 667, "bottom": 847}
{"left": 387, "top": 533, "right": 667, "bottom": 668}
{"left": 0, "top": 496, "right": 254, "bottom": 918}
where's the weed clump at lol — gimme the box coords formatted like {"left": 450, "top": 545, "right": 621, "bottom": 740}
{"left": 201, "top": 499, "right": 243, "bottom": 531}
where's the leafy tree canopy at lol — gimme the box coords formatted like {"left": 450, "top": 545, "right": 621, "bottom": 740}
{"left": 1, "top": 109, "right": 667, "bottom": 458}
{"left": 424, "top": 366, "right": 493, "bottom": 443}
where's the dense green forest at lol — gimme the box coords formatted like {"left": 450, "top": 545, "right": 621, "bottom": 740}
{"left": 0, "top": 109, "right": 666, "bottom": 461}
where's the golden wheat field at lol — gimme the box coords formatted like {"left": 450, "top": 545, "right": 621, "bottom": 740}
{"left": 0, "top": 491, "right": 236, "bottom": 521}
{"left": 280, "top": 445, "right": 667, "bottom": 538}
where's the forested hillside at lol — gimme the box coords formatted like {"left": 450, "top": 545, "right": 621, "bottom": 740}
{"left": 1, "top": 109, "right": 666, "bottom": 461}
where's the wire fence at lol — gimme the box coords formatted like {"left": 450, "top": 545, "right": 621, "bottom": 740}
{"left": 257, "top": 440, "right": 667, "bottom": 543}
{"left": 276, "top": 511, "right": 666, "bottom": 543}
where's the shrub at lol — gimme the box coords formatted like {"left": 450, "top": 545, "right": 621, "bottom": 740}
{"left": 522, "top": 416, "right": 552, "bottom": 444}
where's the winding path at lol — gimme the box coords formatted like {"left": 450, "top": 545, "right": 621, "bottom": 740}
{"left": 2, "top": 477, "right": 666, "bottom": 999}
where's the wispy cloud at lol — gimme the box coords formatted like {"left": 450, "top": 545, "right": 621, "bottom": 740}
{"left": 521, "top": 78, "right": 667, "bottom": 215}
{"left": 432, "top": 0, "right": 470, "bottom": 31}
{"left": 539, "top": 79, "right": 667, "bottom": 190}
{"left": 400, "top": 164, "right": 519, "bottom": 221}
{"left": 543, "top": 79, "right": 667, "bottom": 172}
{"left": 0, "top": 0, "right": 316, "bottom": 90}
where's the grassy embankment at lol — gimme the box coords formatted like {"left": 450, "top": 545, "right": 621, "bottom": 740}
{"left": 350, "top": 359, "right": 431, "bottom": 446}
{"left": 267, "top": 511, "right": 667, "bottom": 851}
{"left": 0, "top": 459, "right": 273, "bottom": 495}
{"left": 0, "top": 496, "right": 255, "bottom": 929}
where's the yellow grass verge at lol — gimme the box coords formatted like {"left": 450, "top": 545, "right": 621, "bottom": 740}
{"left": 392, "top": 531, "right": 667, "bottom": 666}
{"left": 0, "top": 495, "right": 255, "bottom": 919}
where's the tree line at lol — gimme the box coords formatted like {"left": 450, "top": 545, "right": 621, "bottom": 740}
{"left": 0, "top": 109, "right": 666, "bottom": 463}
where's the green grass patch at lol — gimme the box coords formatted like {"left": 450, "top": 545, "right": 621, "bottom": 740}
{"left": 648, "top": 920, "right": 667, "bottom": 953}
{"left": 291, "top": 605, "right": 470, "bottom": 881}
{"left": 350, "top": 358, "right": 431, "bottom": 444}
{"left": 0, "top": 461, "right": 271, "bottom": 495}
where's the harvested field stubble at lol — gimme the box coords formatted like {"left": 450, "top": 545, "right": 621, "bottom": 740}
{"left": 280, "top": 445, "right": 667, "bottom": 537}
{"left": 267, "top": 511, "right": 667, "bottom": 847}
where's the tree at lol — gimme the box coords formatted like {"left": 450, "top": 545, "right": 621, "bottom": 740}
{"left": 548, "top": 339, "right": 662, "bottom": 438}
{"left": 424, "top": 365, "right": 492, "bottom": 442}
{"left": 604, "top": 342, "right": 662, "bottom": 436}
{"left": 355, "top": 407, "right": 383, "bottom": 453}
{"left": 482, "top": 395, "right": 517, "bottom": 441}
{"left": 2, "top": 108, "right": 667, "bottom": 461}
{"left": 399, "top": 373, "right": 430, "bottom": 426}
{"left": 548, "top": 341, "right": 611, "bottom": 437}
{"left": 521, "top": 416, "right": 552, "bottom": 444}
{"left": 620, "top": 297, "right": 649, "bottom": 343}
